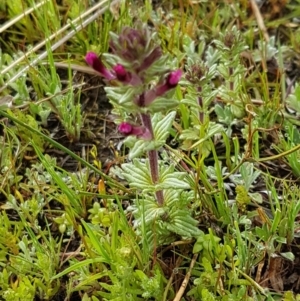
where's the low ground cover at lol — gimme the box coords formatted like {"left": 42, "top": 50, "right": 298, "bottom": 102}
{"left": 1, "top": 0, "right": 300, "bottom": 300}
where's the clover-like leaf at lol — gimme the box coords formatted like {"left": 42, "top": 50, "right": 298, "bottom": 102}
{"left": 121, "top": 160, "right": 153, "bottom": 191}
{"left": 147, "top": 96, "right": 179, "bottom": 113}
{"left": 158, "top": 164, "right": 190, "bottom": 190}
{"left": 166, "top": 209, "right": 200, "bottom": 237}
{"left": 105, "top": 86, "right": 141, "bottom": 110}
{"left": 153, "top": 111, "right": 176, "bottom": 142}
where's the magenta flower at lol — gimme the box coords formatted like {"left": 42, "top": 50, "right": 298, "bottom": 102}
{"left": 167, "top": 69, "right": 183, "bottom": 86}
{"left": 118, "top": 122, "right": 134, "bottom": 134}
{"left": 113, "top": 64, "right": 128, "bottom": 81}
{"left": 114, "top": 64, "right": 143, "bottom": 86}
{"left": 85, "top": 52, "right": 115, "bottom": 80}
{"left": 156, "top": 69, "right": 182, "bottom": 96}
{"left": 118, "top": 122, "right": 151, "bottom": 140}
{"left": 134, "top": 69, "right": 182, "bottom": 107}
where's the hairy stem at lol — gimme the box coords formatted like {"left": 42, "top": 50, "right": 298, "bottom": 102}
{"left": 140, "top": 113, "right": 164, "bottom": 206}
{"left": 197, "top": 86, "right": 204, "bottom": 123}
{"left": 229, "top": 66, "right": 234, "bottom": 91}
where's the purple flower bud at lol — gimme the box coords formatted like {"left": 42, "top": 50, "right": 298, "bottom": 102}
{"left": 113, "top": 64, "right": 142, "bottom": 86}
{"left": 110, "top": 28, "right": 145, "bottom": 62}
{"left": 118, "top": 122, "right": 151, "bottom": 140}
{"left": 118, "top": 122, "right": 133, "bottom": 135}
{"left": 167, "top": 69, "right": 182, "bottom": 87}
{"left": 109, "top": 24, "right": 161, "bottom": 75}
{"left": 138, "top": 46, "right": 162, "bottom": 73}
{"left": 113, "top": 64, "right": 133, "bottom": 83}
{"left": 85, "top": 52, "right": 115, "bottom": 80}
{"left": 155, "top": 69, "right": 182, "bottom": 96}
{"left": 113, "top": 64, "right": 127, "bottom": 81}
{"left": 133, "top": 69, "right": 182, "bottom": 107}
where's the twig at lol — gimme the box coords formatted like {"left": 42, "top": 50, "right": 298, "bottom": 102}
{"left": 173, "top": 253, "right": 198, "bottom": 301}
{"left": 0, "top": 0, "right": 120, "bottom": 93}
{"left": 0, "top": 0, "right": 49, "bottom": 34}
{"left": 162, "top": 255, "right": 184, "bottom": 301}
{"left": 43, "top": 62, "right": 100, "bottom": 76}
{"left": 0, "top": 0, "right": 111, "bottom": 78}
{"left": 249, "top": 0, "right": 269, "bottom": 42}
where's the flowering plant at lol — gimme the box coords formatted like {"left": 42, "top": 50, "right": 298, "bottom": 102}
{"left": 86, "top": 23, "right": 200, "bottom": 247}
